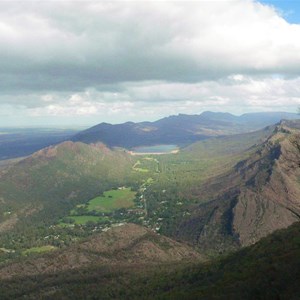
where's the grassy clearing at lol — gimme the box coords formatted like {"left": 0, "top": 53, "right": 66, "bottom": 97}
{"left": 87, "top": 188, "right": 136, "bottom": 213}
{"left": 22, "top": 245, "right": 56, "bottom": 255}
{"left": 71, "top": 216, "right": 107, "bottom": 224}
{"left": 59, "top": 188, "right": 136, "bottom": 226}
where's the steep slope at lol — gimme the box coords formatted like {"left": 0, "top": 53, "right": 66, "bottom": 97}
{"left": 175, "top": 120, "right": 300, "bottom": 252}
{"left": 0, "top": 223, "right": 203, "bottom": 280}
{"left": 233, "top": 122, "right": 300, "bottom": 245}
{"left": 0, "top": 222, "right": 299, "bottom": 299}
{"left": 0, "top": 141, "right": 135, "bottom": 234}
{"left": 72, "top": 111, "right": 299, "bottom": 148}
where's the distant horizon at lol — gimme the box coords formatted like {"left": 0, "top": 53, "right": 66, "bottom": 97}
{"left": 0, "top": 110, "right": 298, "bottom": 129}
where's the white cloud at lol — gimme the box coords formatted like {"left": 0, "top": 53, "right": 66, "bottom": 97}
{"left": 0, "top": 0, "right": 300, "bottom": 125}
{"left": 20, "top": 76, "right": 300, "bottom": 122}
{"left": 0, "top": 1, "right": 300, "bottom": 82}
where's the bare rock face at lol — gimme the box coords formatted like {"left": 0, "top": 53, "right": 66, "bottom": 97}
{"left": 233, "top": 189, "right": 298, "bottom": 246}
{"left": 176, "top": 121, "right": 300, "bottom": 251}
{"left": 0, "top": 223, "right": 204, "bottom": 280}
{"left": 233, "top": 124, "right": 300, "bottom": 246}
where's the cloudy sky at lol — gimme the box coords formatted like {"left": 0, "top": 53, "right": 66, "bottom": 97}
{"left": 1, "top": 0, "right": 300, "bottom": 127}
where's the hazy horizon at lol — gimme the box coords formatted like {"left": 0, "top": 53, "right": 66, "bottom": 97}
{"left": 0, "top": 110, "right": 298, "bottom": 129}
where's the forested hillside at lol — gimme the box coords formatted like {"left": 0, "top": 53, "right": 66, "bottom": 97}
{"left": 0, "top": 222, "right": 299, "bottom": 299}
{"left": 0, "top": 142, "right": 139, "bottom": 254}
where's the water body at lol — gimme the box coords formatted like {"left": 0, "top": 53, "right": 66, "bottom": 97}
{"left": 132, "top": 144, "right": 179, "bottom": 154}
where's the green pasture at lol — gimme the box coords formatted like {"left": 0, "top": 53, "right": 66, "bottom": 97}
{"left": 87, "top": 188, "right": 136, "bottom": 213}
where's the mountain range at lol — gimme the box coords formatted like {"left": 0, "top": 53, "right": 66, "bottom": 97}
{"left": 1, "top": 111, "right": 298, "bottom": 161}
{"left": 72, "top": 111, "right": 299, "bottom": 148}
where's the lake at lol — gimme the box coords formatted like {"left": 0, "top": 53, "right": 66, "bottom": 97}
{"left": 132, "top": 144, "right": 179, "bottom": 154}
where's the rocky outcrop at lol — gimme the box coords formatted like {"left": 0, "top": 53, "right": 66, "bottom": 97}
{"left": 176, "top": 121, "right": 300, "bottom": 251}
{"left": 233, "top": 122, "right": 300, "bottom": 245}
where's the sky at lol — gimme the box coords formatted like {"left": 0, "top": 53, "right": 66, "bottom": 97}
{"left": 260, "top": 0, "right": 300, "bottom": 23}
{"left": 1, "top": 0, "right": 300, "bottom": 127}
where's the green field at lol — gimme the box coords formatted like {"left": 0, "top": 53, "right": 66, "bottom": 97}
{"left": 87, "top": 188, "right": 136, "bottom": 213}
{"left": 59, "top": 188, "right": 137, "bottom": 226}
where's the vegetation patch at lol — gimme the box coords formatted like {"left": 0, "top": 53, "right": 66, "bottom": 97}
{"left": 59, "top": 188, "right": 138, "bottom": 227}
{"left": 87, "top": 188, "right": 136, "bottom": 213}
{"left": 22, "top": 245, "right": 56, "bottom": 255}
{"left": 132, "top": 157, "right": 160, "bottom": 173}
{"left": 60, "top": 216, "right": 108, "bottom": 226}
{"left": 132, "top": 160, "right": 149, "bottom": 173}
{"left": 133, "top": 167, "right": 149, "bottom": 173}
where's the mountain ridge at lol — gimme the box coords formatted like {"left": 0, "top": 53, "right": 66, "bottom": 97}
{"left": 175, "top": 120, "right": 300, "bottom": 252}
{"left": 72, "top": 111, "right": 299, "bottom": 148}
